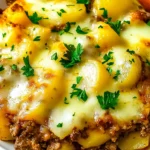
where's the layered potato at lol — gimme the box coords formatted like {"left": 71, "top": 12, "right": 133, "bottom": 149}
{"left": 0, "top": 0, "right": 150, "bottom": 149}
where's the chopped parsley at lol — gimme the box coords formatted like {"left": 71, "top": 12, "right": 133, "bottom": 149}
{"left": 97, "top": 91, "right": 120, "bottom": 110}
{"left": 33, "top": 36, "right": 41, "bottom": 41}
{"left": 64, "top": 97, "right": 69, "bottom": 104}
{"left": 70, "top": 76, "right": 88, "bottom": 101}
{"left": 95, "top": 44, "right": 100, "bottom": 48}
{"left": 0, "top": 65, "right": 4, "bottom": 72}
{"left": 64, "top": 22, "right": 71, "bottom": 32}
{"left": 147, "top": 20, "right": 150, "bottom": 26}
{"left": 60, "top": 43, "right": 83, "bottom": 68}
{"left": 76, "top": 76, "right": 82, "bottom": 84}
{"left": 25, "top": 12, "right": 42, "bottom": 24}
{"left": 76, "top": 25, "right": 89, "bottom": 34}
{"left": 133, "top": 96, "right": 137, "bottom": 99}
{"left": 129, "top": 58, "right": 135, "bottom": 64}
{"left": 11, "top": 45, "right": 15, "bottom": 51}
{"left": 100, "top": 8, "right": 108, "bottom": 19}
{"left": 100, "top": 8, "right": 130, "bottom": 35}
{"left": 102, "top": 51, "right": 113, "bottom": 64}
{"left": 51, "top": 53, "right": 58, "bottom": 60}
{"left": 11, "top": 64, "right": 17, "bottom": 71}
{"left": 59, "top": 22, "right": 75, "bottom": 35}
{"left": 145, "top": 59, "right": 150, "bottom": 66}
{"left": 106, "top": 67, "right": 112, "bottom": 74}
{"left": 77, "top": 0, "right": 90, "bottom": 4}
{"left": 107, "top": 62, "right": 114, "bottom": 66}
{"left": 72, "top": 112, "right": 76, "bottom": 116}
{"left": 2, "top": 33, "right": 6, "bottom": 38}
{"left": 21, "top": 56, "right": 34, "bottom": 77}
{"left": 113, "top": 70, "right": 121, "bottom": 80}
{"left": 126, "top": 49, "right": 135, "bottom": 55}
{"left": 98, "top": 25, "right": 103, "bottom": 28}
{"left": 57, "top": 9, "right": 66, "bottom": 16}
{"left": 57, "top": 123, "right": 63, "bottom": 128}
{"left": 42, "top": 8, "right": 45, "bottom": 11}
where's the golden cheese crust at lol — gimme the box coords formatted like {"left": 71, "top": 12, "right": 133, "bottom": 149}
{"left": 0, "top": 0, "right": 150, "bottom": 149}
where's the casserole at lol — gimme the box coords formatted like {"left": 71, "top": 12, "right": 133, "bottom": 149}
{"left": 0, "top": 0, "right": 150, "bottom": 150}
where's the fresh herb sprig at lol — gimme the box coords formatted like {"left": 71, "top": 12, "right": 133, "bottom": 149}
{"left": 26, "top": 12, "right": 42, "bottom": 24}
{"left": 97, "top": 91, "right": 120, "bottom": 110}
{"left": 70, "top": 76, "right": 88, "bottom": 101}
{"left": 21, "top": 56, "right": 34, "bottom": 77}
{"left": 60, "top": 43, "right": 83, "bottom": 68}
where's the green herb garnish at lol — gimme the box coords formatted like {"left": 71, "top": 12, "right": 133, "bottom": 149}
{"left": 77, "top": 0, "right": 90, "bottom": 4}
{"left": 60, "top": 43, "right": 83, "bottom": 68}
{"left": 76, "top": 25, "right": 89, "bottom": 34}
{"left": 113, "top": 70, "right": 121, "bottom": 80}
{"left": 57, "top": 123, "right": 63, "bottom": 128}
{"left": 70, "top": 76, "right": 88, "bottom": 101}
{"left": 33, "top": 36, "right": 41, "bottom": 41}
{"left": 102, "top": 51, "right": 113, "bottom": 64}
{"left": 11, "top": 64, "right": 17, "bottom": 71}
{"left": 51, "top": 53, "right": 58, "bottom": 60}
{"left": 26, "top": 12, "right": 42, "bottom": 24}
{"left": 126, "top": 49, "right": 135, "bottom": 55}
{"left": 97, "top": 91, "right": 120, "bottom": 110}
{"left": 0, "top": 65, "right": 4, "bottom": 71}
{"left": 21, "top": 56, "right": 34, "bottom": 77}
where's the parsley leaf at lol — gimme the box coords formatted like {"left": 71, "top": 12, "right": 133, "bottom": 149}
{"left": 145, "top": 59, "right": 150, "bottom": 66}
{"left": 21, "top": 56, "right": 34, "bottom": 77}
{"left": 106, "top": 67, "right": 112, "bottom": 74}
{"left": 97, "top": 91, "right": 120, "bottom": 110}
{"left": 126, "top": 49, "right": 135, "bottom": 55}
{"left": 57, "top": 9, "right": 66, "bottom": 16}
{"left": 113, "top": 70, "right": 121, "bottom": 80}
{"left": 11, "top": 45, "right": 15, "bottom": 51}
{"left": 98, "top": 25, "right": 103, "bottom": 28}
{"left": 102, "top": 51, "right": 113, "bottom": 64}
{"left": 0, "top": 65, "right": 4, "bottom": 71}
{"left": 60, "top": 43, "right": 83, "bottom": 68}
{"left": 70, "top": 76, "right": 88, "bottom": 101}
{"left": 77, "top": 0, "right": 90, "bottom": 4}
{"left": 70, "top": 88, "right": 88, "bottom": 101}
{"left": 64, "top": 97, "right": 69, "bottom": 104}
{"left": 95, "top": 44, "right": 100, "bottom": 48}
{"left": 57, "top": 123, "right": 63, "bottom": 128}
{"left": 42, "top": 8, "right": 45, "bottom": 11}
{"left": 11, "top": 64, "right": 17, "bottom": 71}
{"left": 100, "top": 8, "right": 108, "bottom": 19}
{"left": 59, "top": 22, "right": 76, "bottom": 35}
{"left": 129, "top": 58, "right": 135, "bottom": 64}
{"left": 26, "top": 12, "right": 42, "bottom": 24}
{"left": 33, "top": 36, "right": 41, "bottom": 41}
{"left": 106, "top": 20, "right": 122, "bottom": 35}
{"left": 76, "top": 25, "right": 89, "bottom": 34}
{"left": 51, "top": 53, "right": 58, "bottom": 60}
{"left": 2, "top": 33, "right": 6, "bottom": 38}
{"left": 147, "top": 20, "right": 150, "bottom": 26}
{"left": 76, "top": 76, "right": 82, "bottom": 84}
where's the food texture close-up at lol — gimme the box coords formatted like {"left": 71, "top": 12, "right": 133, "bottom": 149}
{"left": 0, "top": 0, "right": 150, "bottom": 150}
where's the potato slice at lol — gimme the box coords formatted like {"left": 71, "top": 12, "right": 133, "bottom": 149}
{"left": 78, "top": 60, "right": 111, "bottom": 93}
{"left": 0, "top": 107, "right": 13, "bottom": 140}
{"left": 93, "top": 0, "right": 135, "bottom": 20}
{"left": 88, "top": 22, "right": 121, "bottom": 50}
{"left": 118, "top": 132, "right": 149, "bottom": 150}
{"left": 78, "top": 129, "right": 110, "bottom": 148}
